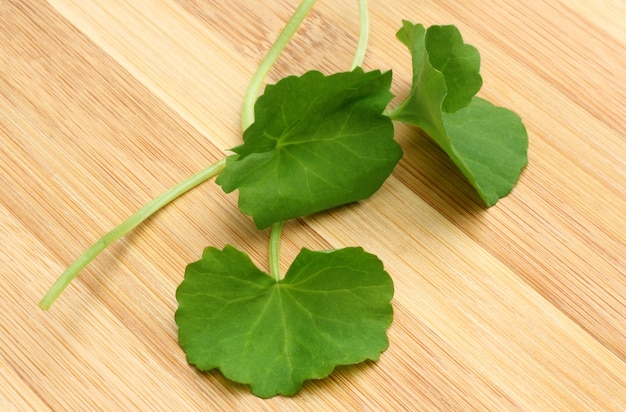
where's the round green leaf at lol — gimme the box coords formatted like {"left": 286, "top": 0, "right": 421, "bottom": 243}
{"left": 175, "top": 245, "right": 394, "bottom": 398}
{"left": 216, "top": 69, "right": 402, "bottom": 229}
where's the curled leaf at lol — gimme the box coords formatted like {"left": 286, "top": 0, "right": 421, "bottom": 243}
{"left": 391, "top": 21, "right": 528, "bottom": 206}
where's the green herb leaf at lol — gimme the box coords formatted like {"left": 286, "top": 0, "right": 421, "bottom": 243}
{"left": 175, "top": 245, "right": 394, "bottom": 398}
{"left": 396, "top": 21, "right": 482, "bottom": 113}
{"left": 391, "top": 21, "right": 528, "bottom": 206}
{"left": 216, "top": 68, "right": 402, "bottom": 229}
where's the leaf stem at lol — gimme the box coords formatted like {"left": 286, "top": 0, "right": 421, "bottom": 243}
{"left": 241, "top": 0, "right": 318, "bottom": 130}
{"left": 351, "top": 0, "right": 370, "bottom": 70}
{"left": 269, "top": 221, "right": 285, "bottom": 281}
{"left": 39, "top": 158, "right": 227, "bottom": 310}
{"left": 384, "top": 101, "right": 406, "bottom": 120}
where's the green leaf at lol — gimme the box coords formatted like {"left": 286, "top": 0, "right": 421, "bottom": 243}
{"left": 397, "top": 21, "right": 482, "bottom": 114}
{"left": 391, "top": 21, "right": 528, "bottom": 206}
{"left": 216, "top": 68, "right": 402, "bottom": 229}
{"left": 175, "top": 245, "right": 394, "bottom": 398}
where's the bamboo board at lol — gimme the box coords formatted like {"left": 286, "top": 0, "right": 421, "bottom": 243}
{"left": 1, "top": 0, "right": 624, "bottom": 410}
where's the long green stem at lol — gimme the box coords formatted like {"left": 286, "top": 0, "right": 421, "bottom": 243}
{"left": 39, "top": 158, "right": 227, "bottom": 310}
{"left": 269, "top": 221, "right": 285, "bottom": 281}
{"left": 240, "top": 0, "right": 318, "bottom": 281}
{"left": 351, "top": 0, "right": 370, "bottom": 69}
{"left": 241, "top": 0, "right": 318, "bottom": 130}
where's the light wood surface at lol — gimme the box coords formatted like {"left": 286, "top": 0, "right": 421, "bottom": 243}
{"left": 1, "top": 0, "right": 624, "bottom": 410}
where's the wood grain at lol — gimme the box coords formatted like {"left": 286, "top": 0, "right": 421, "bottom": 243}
{"left": 1, "top": 0, "right": 624, "bottom": 410}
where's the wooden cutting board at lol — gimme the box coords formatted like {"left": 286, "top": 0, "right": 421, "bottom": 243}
{"left": 1, "top": 0, "right": 624, "bottom": 410}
